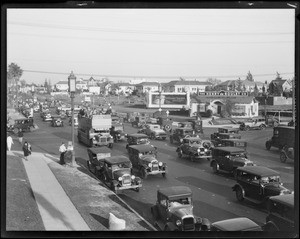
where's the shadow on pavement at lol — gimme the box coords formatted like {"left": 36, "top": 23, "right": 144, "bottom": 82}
{"left": 90, "top": 213, "right": 109, "bottom": 229}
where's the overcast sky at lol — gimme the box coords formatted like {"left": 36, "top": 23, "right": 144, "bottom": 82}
{"left": 7, "top": 8, "right": 295, "bottom": 85}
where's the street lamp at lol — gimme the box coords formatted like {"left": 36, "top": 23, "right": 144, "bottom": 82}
{"left": 68, "top": 71, "right": 76, "bottom": 166}
{"left": 158, "top": 82, "right": 162, "bottom": 115}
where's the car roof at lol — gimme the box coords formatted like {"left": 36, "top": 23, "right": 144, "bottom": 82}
{"left": 87, "top": 147, "right": 112, "bottom": 155}
{"left": 158, "top": 186, "right": 192, "bottom": 198}
{"left": 213, "top": 147, "right": 245, "bottom": 153}
{"left": 269, "top": 194, "right": 294, "bottom": 207}
{"left": 104, "top": 156, "right": 131, "bottom": 164}
{"left": 237, "top": 166, "right": 279, "bottom": 176}
{"left": 128, "top": 133, "right": 149, "bottom": 138}
{"left": 128, "top": 144, "right": 156, "bottom": 152}
{"left": 184, "top": 137, "right": 201, "bottom": 140}
{"left": 211, "top": 217, "right": 262, "bottom": 231}
{"left": 221, "top": 139, "right": 246, "bottom": 142}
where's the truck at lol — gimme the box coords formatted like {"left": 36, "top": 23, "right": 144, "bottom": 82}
{"left": 77, "top": 114, "right": 114, "bottom": 148}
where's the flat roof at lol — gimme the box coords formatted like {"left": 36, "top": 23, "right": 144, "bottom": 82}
{"left": 238, "top": 166, "right": 279, "bottom": 176}
{"left": 158, "top": 186, "right": 192, "bottom": 198}
{"left": 212, "top": 217, "right": 261, "bottom": 231}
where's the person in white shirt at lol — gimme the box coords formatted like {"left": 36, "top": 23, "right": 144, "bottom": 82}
{"left": 59, "top": 142, "right": 67, "bottom": 165}
{"left": 7, "top": 135, "right": 14, "bottom": 151}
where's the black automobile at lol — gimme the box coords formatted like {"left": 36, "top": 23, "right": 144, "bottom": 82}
{"left": 210, "top": 147, "right": 254, "bottom": 177}
{"left": 127, "top": 144, "right": 166, "bottom": 179}
{"left": 51, "top": 115, "right": 64, "bottom": 127}
{"left": 211, "top": 132, "right": 242, "bottom": 147}
{"left": 210, "top": 217, "right": 262, "bottom": 231}
{"left": 125, "top": 133, "right": 150, "bottom": 149}
{"left": 264, "top": 194, "right": 294, "bottom": 232}
{"left": 219, "top": 139, "right": 247, "bottom": 149}
{"left": 170, "top": 128, "right": 198, "bottom": 144}
{"left": 266, "top": 126, "right": 295, "bottom": 151}
{"left": 110, "top": 124, "right": 126, "bottom": 142}
{"left": 7, "top": 117, "right": 35, "bottom": 134}
{"left": 232, "top": 166, "right": 293, "bottom": 205}
{"left": 150, "top": 186, "right": 211, "bottom": 231}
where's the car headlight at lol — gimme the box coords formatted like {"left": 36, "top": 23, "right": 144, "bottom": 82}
{"left": 131, "top": 175, "right": 135, "bottom": 180}
{"left": 148, "top": 163, "right": 152, "bottom": 167}
{"left": 118, "top": 177, "right": 122, "bottom": 181}
{"left": 117, "top": 134, "right": 120, "bottom": 136}
{"left": 93, "top": 137, "right": 96, "bottom": 140}
{"left": 158, "top": 162, "right": 163, "bottom": 166}
{"left": 197, "top": 148, "right": 200, "bottom": 152}
{"left": 204, "top": 148, "right": 208, "bottom": 152}
{"left": 176, "top": 220, "right": 182, "bottom": 226}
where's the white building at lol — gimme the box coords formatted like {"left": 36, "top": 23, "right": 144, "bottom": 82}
{"left": 55, "top": 81, "right": 69, "bottom": 91}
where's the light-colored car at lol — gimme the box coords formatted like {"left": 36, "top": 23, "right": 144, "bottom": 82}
{"left": 211, "top": 217, "right": 262, "bottom": 231}
{"left": 239, "top": 117, "right": 267, "bottom": 131}
{"left": 138, "top": 124, "right": 167, "bottom": 140}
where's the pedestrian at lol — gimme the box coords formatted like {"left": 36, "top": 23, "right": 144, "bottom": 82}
{"left": 59, "top": 142, "right": 67, "bottom": 165}
{"left": 18, "top": 129, "right": 24, "bottom": 144}
{"left": 22, "top": 141, "right": 32, "bottom": 160}
{"left": 7, "top": 135, "right": 14, "bottom": 151}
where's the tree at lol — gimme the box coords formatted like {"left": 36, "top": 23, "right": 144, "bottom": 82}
{"left": 236, "top": 78, "right": 243, "bottom": 91}
{"left": 206, "top": 77, "right": 221, "bottom": 86}
{"left": 262, "top": 85, "right": 266, "bottom": 94}
{"left": 7, "top": 63, "right": 23, "bottom": 89}
{"left": 253, "top": 84, "right": 259, "bottom": 97}
{"left": 221, "top": 98, "right": 235, "bottom": 117}
{"left": 245, "top": 71, "right": 254, "bottom": 82}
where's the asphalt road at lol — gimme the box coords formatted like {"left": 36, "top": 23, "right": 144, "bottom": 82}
{"left": 24, "top": 109, "right": 294, "bottom": 229}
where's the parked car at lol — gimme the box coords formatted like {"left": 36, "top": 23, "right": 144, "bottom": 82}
{"left": 51, "top": 116, "right": 64, "bottom": 127}
{"left": 210, "top": 147, "right": 254, "bottom": 177}
{"left": 125, "top": 133, "right": 150, "bottom": 149}
{"left": 42, "top": 112, "right": 52, "bottom": 122}
{"left": 86, "top": 148, "right": 142, "bottom": 194}
{"left": 210, "top": 217, "right": 262, "bottom": 231}
{"left": 110, "top": 124, "right": 126, "bottom": 142}
{"left": 7, "top": 117, "right": 35, "bottom": 133}
{"left": 211, "top": 132, "right": 242, "bottom": 147}
{"left": 127, "top": 144, "right": 166, "bottom": 179}
{"left": 265, "top": 126, "right": 295, "bottom": 151}
{"left": 239, "top": 117, "right": 267, "bottom": 131}
{"left": 264, "top": 194, "right": 294, "bottom": 232}
{"left": 176, "top": 137, "right": 213, "bottom": 161}
{"left": 170, "top": 127, "right": 198, "bottom": 144}
{"left": 232, "top": 166, "right": 293, "bottom": 205}
{"left": 279, "top": 147, "right": 294, "bottom": 163}
{"left": 138, "top": 124, "right": 167, "bottom": 140}
{"left": 150, "top": 186, "right": 211, "bottom": 231}
{"left": 219, "top": 138, "right": 247, "bottom": 149}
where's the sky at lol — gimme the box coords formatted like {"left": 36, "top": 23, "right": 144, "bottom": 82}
{"left": 6, "top": 7, "right": 296, "bottom": 85}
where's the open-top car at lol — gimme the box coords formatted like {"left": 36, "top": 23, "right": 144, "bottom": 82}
{"left": 150, "top": 186, "right": 211, "bottom": 231}
{"left": 211, "top": 132, "right": 242, "bottom": 147}
{"left": 86, "top": 148, "right": 142, "bottom": 194}
{"left": 127, "top": 144, "right": 166, "bottom": 179}
{"left": 239, "top": 117, "right": 267, "bottom": 131}
{"left": 138, "top": 124, "right": 167, "bottom": 140}
{"left": 170, "top": 127, "right": 199, "bottom": 144}
{"left": 126, "top": 133, "right": 150, "bottom": 149}
{"left": 210, "top": 217, "right": 262, "bottom": 231}
{"left": 210, "top": 147, "right": 254, "bottom": 177}
{"left": 232, "top": 166, "right": 292, "bottom": 205}
{"left": 264, "top": 194, "right": 294, "bottom": 232}
{"left": 176, "top": 137, "right": 213, "bottom": 161}
{"left": 51, "top": 115, "right": 64, "bottom": 127}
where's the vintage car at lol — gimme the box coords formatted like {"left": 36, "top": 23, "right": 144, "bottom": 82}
{"left": 232, "top": 166, "right": 293, "bottom": 205}
{"left": 279, "top": 146, "right": 294, "bottom": 163}
{"left": 210, "top": 147, "right": 254, "bottom": 177}
{"left": 69, "top": 116, "right": 78, "bottom": 127}
{"left": 264, "top": 194, "right": 294, "bottom": 232}
{"left": 265, "top": 126, "right": 295, "bottom": 151}
{"left": 86, "top": 148, "right": 142, "bottom": 194}
{"left": 110, "top": 124, "right": 126, "bottom": 142}
{"left": 218, "top": 126, "right": 240, "bottom": 134}
{"left": 239, "top": 117, "right": 267, "bottom": 131}
{"left": 170, "top": 128, "right": 198, "bottom": 144}
{"left": 51, "top": 115, "right": 64, "bottom": 127}
{"left": 42, "top": 112, "right": 52, "bottom": 122}
{"left": 59, "top": 110, "right": 67, "bottom": 119}
{"left": 219, "top": 138, "right": 247, "bottom": 149}
{"left": 138, "top": 124, "right": 167, "bottom": 140}
{"left": 131, "top": 116, "right": 148, "bottom": 128}
{"left": 125, "top": 133, "right": 150, "bottom": 149}
{"left": 7, "top": 117, "right": 35, "bottom": 133}
{"left": 210, "top": 217, "right": 262, "bottom": 231}
{"left": 211, "top": 132, "right": 242, "bottom": 147}
{"left": 176, "top": 137, "right": 213, "bottom": 161}
{"left": 150, "top": 186, "right": 211, "bottom": 231}
{"left": 127, "top": 144, "right": 166, "bottom": 179}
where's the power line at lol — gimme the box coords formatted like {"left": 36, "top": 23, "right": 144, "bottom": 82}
{"left": 8, "top": 21, "right": 294, "bottom": 36}
{"left": 22, "top": 69, "right": 294, "bottom": 79}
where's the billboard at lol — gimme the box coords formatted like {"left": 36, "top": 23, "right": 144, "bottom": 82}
{"left": 146, "top": 92, "right": 190, "bottom": 109}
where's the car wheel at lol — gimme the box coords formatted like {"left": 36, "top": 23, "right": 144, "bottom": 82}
{"left": 265, "top": 141, "right": 271, "bottom": 150}
{"left": 260, "top": 124, "right": 266, "bottom": 130}
{"left": 280, "top": 151, "right": 287, "bottom": 163}
{"left": 273, "top": 121, "right": 279, "bottom": 127}
{"left": 236, "top": 187, "right": 244, "bottom": 202}
{"left": 245, "top": 125, "right": 250, "bottom": 131}
{"left": 212, "top": 161, "right": 219, "bottom": 173}
{"left": 162, "top": 172, "right": 166, "bottom": 178}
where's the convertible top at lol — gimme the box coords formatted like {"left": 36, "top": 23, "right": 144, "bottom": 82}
{"left": 158, "top": 186, "right": 192, "bottom": 199}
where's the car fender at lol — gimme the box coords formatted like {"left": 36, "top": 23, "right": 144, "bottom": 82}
{"left": 210, "top": 159, "right": 217, "bottom": 167}
{"left": 165, "top": 222, "right": 178, "bottom": 231}
{"left": 232, "top": 184, "right": 245, "bottom": 195}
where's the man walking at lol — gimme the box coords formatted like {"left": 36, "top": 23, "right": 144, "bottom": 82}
{"left": 18, "top": 129, "right": 23, "bottom": 144}
{"left": 59, "top": 142, "right": 67, "bottom": 165}
{"left": 7, "top": 134, "right": 14, "bottom": 151}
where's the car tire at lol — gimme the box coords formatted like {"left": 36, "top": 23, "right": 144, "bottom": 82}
{"left": 162, "top": 172, "right": 166, "bottom": 178}
{"left": 260, "top": 124, "right": 266, "bottom": 130}
{"left": 280, "top": 151, "right": 287, "bottom": 163}
{"left": 212, "top": 161, "right": 219, "bottom": 173}
{"left": 135, "top": 187, "right": 140, "bottom": 192}
{"left": 236, "top": 187, "right": 244, "bottom": 202}
{"left": 265, "top": 141, "right": 272, "bottom": 150}
{"left": 273, "top": 121, "right": 279, "bottom": 127}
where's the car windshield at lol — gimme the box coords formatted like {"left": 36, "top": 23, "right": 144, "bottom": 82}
{"left": 111, "top": 162, "right": 131, "bottom": 171}
{"left": 168, "top": 197, "right": 192, "bottom": 207}
{"left": 260, "top": 176, "right": 280, "bottom": 184}
{"left": 230, "top": 153, "right": 246, "bottom": 158}
{"left": 137, "top": 138, "right": 149, "bottom": 144}
{"left": 190, "top": 140, "right": 202, "bottom": 145}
